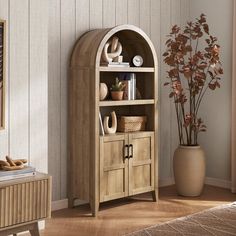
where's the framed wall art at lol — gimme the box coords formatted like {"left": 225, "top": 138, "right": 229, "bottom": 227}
{"left": 0, "top": 19, "right": 5, "bottom": 129}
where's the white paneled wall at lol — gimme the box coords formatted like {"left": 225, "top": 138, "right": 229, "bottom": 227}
{"left": 0, "top": 0, "right": 48, "bottom": 172}
{"left": 190, "top": 0, "right": 233, "bottom": 182}
{"left": 48, "top": 0, "right": 190, "bottom": 201}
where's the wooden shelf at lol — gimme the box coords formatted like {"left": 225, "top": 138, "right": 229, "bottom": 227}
{"left": 99, "top": 99, "right": 155, "bottom": 107}
{"left": 100, "top": 130, "right": 155, "bottom": 137}
{"left": 99, "top": 66, "right": 155, "bottom": 72}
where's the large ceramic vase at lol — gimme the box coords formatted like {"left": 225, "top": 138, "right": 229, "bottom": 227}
{"left": 173, "top": 145, "right": 205, "bottom": 196}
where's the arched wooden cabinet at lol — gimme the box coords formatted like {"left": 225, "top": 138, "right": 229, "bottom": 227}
{"left": 69, "top": 25, "right": 158, "bottom": 216}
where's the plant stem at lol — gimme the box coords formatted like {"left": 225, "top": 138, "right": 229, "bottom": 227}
{"left": 195, "top": 78, "right": 214, "bottom": 115}
{"left": 180, "top": 103, "right": 190, "bottom": 145}
{"left": 174, "top": 97, "right": 182, "bottom": 144}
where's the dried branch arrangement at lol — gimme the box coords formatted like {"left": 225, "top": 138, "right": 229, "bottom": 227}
{"left": 163, "top": 14, "right": 223, "bottom": 146}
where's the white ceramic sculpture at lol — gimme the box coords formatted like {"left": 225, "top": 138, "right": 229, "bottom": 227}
{"left": 102, "top": 37, "right": 122, "bottom": 63}
{"left": 103, "top": 111, "right": 117, "bottom": 134}
{"left": 99, "top": 83, "right": 108, "bottom": 101}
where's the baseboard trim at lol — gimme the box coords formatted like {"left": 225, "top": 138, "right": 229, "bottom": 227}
{"left": 52, "top": 199, "right": 68, "bottom": 211}
{"left": 159, "top": 177, "right": 175, "bottom": 187}
{"left": 51, "top": 198, "right": 88, "bottom": 211}
{"left": 51, "top": 177, "right": 232, "bottom": 211}
{"left": 205, "top": 177, "right": 231, "bottom": 189}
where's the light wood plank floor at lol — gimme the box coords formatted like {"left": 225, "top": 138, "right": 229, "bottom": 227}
{"left": 31, "top": 185, "right": 236, "bottom": 236}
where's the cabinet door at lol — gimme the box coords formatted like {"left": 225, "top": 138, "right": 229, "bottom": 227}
{"left": 100, "top": 134, "right": 129, "bottom": 202}
{"left": 128, "top": 132, "right": 155, "bottom": 195}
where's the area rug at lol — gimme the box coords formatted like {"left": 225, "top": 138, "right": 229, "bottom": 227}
{"left": 126, "top": 202, "right": 236, "bottom": 236}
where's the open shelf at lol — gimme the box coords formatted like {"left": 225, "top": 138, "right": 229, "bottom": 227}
{"left": 99, "top": 67, "right": 155, "bottom": 73}
{"left": 100, "top": 130, "right": 154, "bottom": 137}
{"left": 99, "top": 99, "right": 155, "bottom": 107}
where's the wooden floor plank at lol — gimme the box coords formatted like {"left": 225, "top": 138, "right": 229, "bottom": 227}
{"left": 23, "top": 185, "right": 236, "bottom": 236}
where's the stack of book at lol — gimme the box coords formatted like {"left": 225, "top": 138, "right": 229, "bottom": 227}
{"left": 101, "top": 62, "right": 130, "bottom": 67}
{"left": 0, "top": 166, "right": 36, "bottom": 182}
{"left": 120, "top": 73, "right": 136, "bottom": 100}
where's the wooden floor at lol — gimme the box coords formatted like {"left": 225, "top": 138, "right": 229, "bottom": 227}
{"left": 29, "top": 185, "right": 236, "bottom": 236}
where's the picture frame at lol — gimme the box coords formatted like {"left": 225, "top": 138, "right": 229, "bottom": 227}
{"left": 0, "top": 19, "right": 6, "bottom": 130}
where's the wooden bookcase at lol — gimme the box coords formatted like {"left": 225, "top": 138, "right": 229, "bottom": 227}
{"left": 69, "top": 25, "right": 158, "bottom": 216}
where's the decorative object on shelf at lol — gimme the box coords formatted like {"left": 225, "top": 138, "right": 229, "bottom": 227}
{"left": 99, "top": 83, "right": 108, "bottom": 101}
{"left": 117, "top": 116, "right": 147, "bottom": 132}
{"left": 103, "top": 111, "right": 117, "bottom": 134}
{"left": 0, "top": 156, "right": 28, "bottom": 171}
{"left": 110, "top": 77, "right": 125, "bottom": 100}
{"left": 102, "top": 36, "right": 122, "bottom": 63}
{"left": 0, "top": 20, "right": 5, "bottom": 129}
{"left": 132, "top": 55, "right": 143, "bottom": 67}
{"left": 163, "top": 14, "right": 223, "bottom": 196}
{"left": 101, "top": 36, "right": 130, "bottom": 67}
{"left": 119, "top": 73, "right": 136, "bottom": 100}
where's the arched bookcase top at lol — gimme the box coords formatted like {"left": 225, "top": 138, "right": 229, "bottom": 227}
{"left": 70, "top": 24, "right": 158, "bottom": 69}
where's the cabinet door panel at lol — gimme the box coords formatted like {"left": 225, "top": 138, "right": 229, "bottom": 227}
{"left": 129, "top": 132, "right": 154, "bottom": 195}
{"left": 100, "top": 134, "right": 128, "bottom": 202}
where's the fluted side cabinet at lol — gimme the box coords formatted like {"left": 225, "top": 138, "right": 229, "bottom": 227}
{"left": 69, "top": 25, "right": 158, "bottom": 216}
{"left": 0, "top": 173, "right": 52, "bottom": 236}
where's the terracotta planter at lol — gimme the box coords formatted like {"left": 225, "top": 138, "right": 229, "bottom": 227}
{"left": 111, "top": 91, "right": 124, "bottom": 100}
{"left": 173, "top": 145, "right": 205, "bottom": 196}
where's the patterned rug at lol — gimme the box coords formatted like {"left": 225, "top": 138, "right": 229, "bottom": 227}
{"left": 126, "top": 202, "right": 236, "bottom": 236}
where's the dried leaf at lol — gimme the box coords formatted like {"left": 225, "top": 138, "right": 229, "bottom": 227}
{"left": 169, "top": 92, "right": 175, "bottom": 98}
{"left": 209, "top": 83, "right": 216, "bottom": 90}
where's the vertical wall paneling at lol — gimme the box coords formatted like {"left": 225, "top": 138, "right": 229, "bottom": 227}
{"left": 115, "top": 0, "right": 128, "bottom": 25}
{"left": 60, "top": 0, "right": 76, "bottom": 199}
{"left": 0, "top": 0, "right": 9, "bottom": 159}
{"left": 0, "top": 1, "right": 48, "bottom": 173}
{"left": 159, "top": 0, "right": 171, "bottom": 179}
{"left": 49, "top": 0, "right": 190, "bottom": 201}
{"left": 127, "top": 0, "right": 140, "bottom": 27}
{"left": 150, "top": 0, "right": 161, "bottom": 183}
{"left": 103, "top": 0, "right": 116, "bottom": 28}
{"left": 170, "top": 0, "right": 181, "bottom": 178}
{"left": 180, "top": 0, "right": 190, "bottom": 27}
{"left": 150, "top": 0, "right": 161, "bottom": 59}
{"left": 189, "top": 0, "right": 232, "bottom": 181}
{"left": 48, "top": 0, "right": 61, "bottom": 200}
{"left": 140, "top": 0, "right": 151, "bottom": 36}
{"left": 29, "top": 0, "right": 48, "bottom": 173}
{"left": 90, "top": 0, "right": 103, "bottom": 30}
{"left": 76, "top": 0, "right": 89, "bottom": 38}
{"left": 9, "top": 0, "right": 29, "bottom": 158}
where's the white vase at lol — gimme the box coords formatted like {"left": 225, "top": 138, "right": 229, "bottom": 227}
{"left": 173, "top": 145, "right": 205, "bottom": 196}
{"left": 99, "top": 83, "right": 108, "bottom": 101}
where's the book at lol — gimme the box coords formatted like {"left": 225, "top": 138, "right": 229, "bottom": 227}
{"left": 130, "top": 73, "right": 136, "bottom": 100}
{"left": 119, "top": 73, "right": 136, "bottom": 100}
{"left": 101, "top": 62, "right": 130, "bottom": 67}
{"left": 0, "top": 172, "right": 36, "bottom": 182}
{"left": 99, "top": 111, "right": 105, "bottom": 136}
{"left": 0, "top": 166, "right": 35, "bottom": 177}
{"left": 123, "top": 79, "right": 132, "bottom": 100}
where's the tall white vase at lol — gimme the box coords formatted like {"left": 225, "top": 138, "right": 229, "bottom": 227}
{"left": 173, "top": 145, "right": 206, "bottom": 196}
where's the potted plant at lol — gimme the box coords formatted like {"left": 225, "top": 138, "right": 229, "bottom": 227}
{"left": 163, "top": 14, "right": 223, "bottom": 196}
{"left": 110, "top": 77, "right": 125, "bottom": 100}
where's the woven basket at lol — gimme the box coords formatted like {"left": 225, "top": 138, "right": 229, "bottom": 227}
{"left": 117, "top": 116, "right": 147, "bottom": 132}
